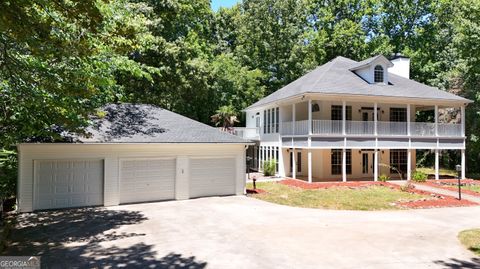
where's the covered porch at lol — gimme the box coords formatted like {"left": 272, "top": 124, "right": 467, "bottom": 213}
{"left": 280, "top": 147, "right": 466, "bottom": 182}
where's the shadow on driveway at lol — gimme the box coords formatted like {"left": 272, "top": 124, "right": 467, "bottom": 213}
{"left": 3, "top": 207, "right": 207, "bottom": 268}
{"left": 434, "top": 257, "right": 480, "bottom": 269}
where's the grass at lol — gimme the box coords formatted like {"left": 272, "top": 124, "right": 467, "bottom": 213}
{"left": 246, "top": 182, "right": 429, "bottom": 210}
{"left": 458, "top": 229, "right": 480, "bottom": 256}
{"left": 462, "top": 185, "right": 480, "bottom": 193}
{"left": 416, "top": 167, "right": 457, "bottom": 177}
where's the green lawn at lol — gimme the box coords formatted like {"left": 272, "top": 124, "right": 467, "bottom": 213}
{"left": 463, "top": 185, "right": 480, "bottom": 193}
{"left": 246, "top": 182, "right": 428, "bottom": 210}
{"left": 459, "top": 229, "right": 480, "bottom": 256}
{"left": 416, "top": 167, "right": 457, "bottom": 177}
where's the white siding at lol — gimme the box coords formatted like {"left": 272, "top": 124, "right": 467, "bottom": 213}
{"left": 17, "top": 143, "right": 246, "bottom": 212}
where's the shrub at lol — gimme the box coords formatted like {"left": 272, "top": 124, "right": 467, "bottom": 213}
{"left": 400, "top": 182, "right": 415, "bottom": 192}
{"left": 411, "top": 170, "right": 427, "bottom": 182}
{"left": 379, "top": 174, "right": 390, "bottom": 182}
{"left": 0, "top": 149, "right": 17, "bottom": 211}
{"left": 263, "top": 159, "right": 276, "bottom": 176}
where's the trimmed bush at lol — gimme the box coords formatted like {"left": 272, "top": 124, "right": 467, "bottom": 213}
{"left": 411, "top": 170, "right": 427, "bottom": 182}
{"left": 263, "top": 159, "right": 276, "bottom": 176}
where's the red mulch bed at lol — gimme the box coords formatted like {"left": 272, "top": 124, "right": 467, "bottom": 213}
{"left": 280, "top": 178, "right": 478, "bottom": 209}
{"left": 246, "top": 188, "right": 266, "bottom": 194}
{"left": 421, "top": 179, "right": 480, "bottom": 197}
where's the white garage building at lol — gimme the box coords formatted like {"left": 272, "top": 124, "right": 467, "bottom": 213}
{"left": 17, "top": 104, "right": 250, "bottom": 212}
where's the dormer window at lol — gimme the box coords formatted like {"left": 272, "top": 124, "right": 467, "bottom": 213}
{"left": 374, "top": 65, "right": 384, "bottom": 83}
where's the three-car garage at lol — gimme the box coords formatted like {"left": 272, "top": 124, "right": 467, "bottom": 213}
{"left": 17, "top": 104, "right": 249, "bottom": 212}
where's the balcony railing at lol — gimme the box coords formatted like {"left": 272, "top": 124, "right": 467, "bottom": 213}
{"left": 280, "top": 120, "right": 463, "bottom": 137}
{"left": 219, "top": 127, "right": 259, "bottom": 139}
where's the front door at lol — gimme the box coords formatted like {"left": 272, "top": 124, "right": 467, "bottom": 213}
{"left": 361, "top": 151, "right": 375, "bottom": 176}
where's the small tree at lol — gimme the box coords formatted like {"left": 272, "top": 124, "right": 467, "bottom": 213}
{"left": 211, "top": 105, "right": 239, "bottom": 131}
{"left": 0, "top": 149, "right": 17, "bottom": 213}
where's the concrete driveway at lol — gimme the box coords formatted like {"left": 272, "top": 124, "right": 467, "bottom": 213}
{"left": 5, "top": 196, "right": 480, "bottom": 268}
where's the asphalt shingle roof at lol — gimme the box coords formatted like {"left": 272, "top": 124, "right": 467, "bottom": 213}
{"left": 78, "top": 103, "right": 250, "bottom": 144}
{"left": 246, "top": 56, "right": 471, "bottom": 110}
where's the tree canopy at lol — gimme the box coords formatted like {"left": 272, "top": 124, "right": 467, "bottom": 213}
{"left": 1, "top": 0, "right": 480, "bottom": 187}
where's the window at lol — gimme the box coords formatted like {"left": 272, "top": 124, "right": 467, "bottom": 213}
{"left": 331, "top": 105, "right": 352, "bottom": 121}
{"left": 289, "top": 151, "right": 302, "bottom": 174}
{"left": 275, "top": 147, "right": 279, "bottom": 172}
{"left": 297, "top": 152, "right": 302, "bottom": 173}
{"left": 374, "top": 65, "right": 384, "bottom": 83}
{"left": 275, "top": 107, "right": 279, "bottom": 133}
{"left": 267, "top": 109, "right": 271, "bottom": 133}
{"left": 390, "top": 108, "right": 407, "bottom": 122}
{"left": 263, "top": 111, "right": 266, "bottom": 134}
{"left": 390, "top": 149, "right": 407, "bottom": 174}
{"left": 270, "top": 109, "right": 275, "bottom": 133}
{"left": 312, "top": 103, "right": 320, "bottom": 112}
{"left": 331, "top": 149, "right": 352, "bottom": 175}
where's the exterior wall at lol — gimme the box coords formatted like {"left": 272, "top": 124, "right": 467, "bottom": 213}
{"left": 285, "top": 148, "right": 417, "bottom": 181}
{"left": 17, "top": 143, "right": 246, "bottom": 212}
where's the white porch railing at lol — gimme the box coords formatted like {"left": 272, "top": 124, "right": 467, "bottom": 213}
{"left": 438, "top": 123, "right": 462, "bottom": 136}
{"left": 220, "top": 127, "right": 259, "bottom": 139}
{"left": 410, "top": 122, "right": 435, "bottom": 136}
{"left": 377, "top": 122, "right": 407, "bottom": 136}
{"left": 280, "top": 120, "right": 463, "bottom": 137}
{"left": 294, "top": 120, "right": 309, "bottom": 135}
{"left": 346, "top": 121, "right": 375, "bottom": 135}
{"left": 312, "top": 120, "right": 343, "bottom": 135}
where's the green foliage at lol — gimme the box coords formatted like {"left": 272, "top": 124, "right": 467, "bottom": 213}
{"left": 211, "top": 105, "right": 239, "bottom": 129}
{"left": 263, "top": 159, "right": 276, "bottom": 177}
{"left": 0, "top": 149, "right": 17, "bottom": 200}
{"left": 379, "top": 174, "right": 390, "bottom": 182}
{"left": 411, "top": 171, "right": 428, "bottom": 182}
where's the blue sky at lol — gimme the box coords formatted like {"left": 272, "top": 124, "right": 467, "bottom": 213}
{"left": 211, "top": 0, "right": 239, "bottom": 11}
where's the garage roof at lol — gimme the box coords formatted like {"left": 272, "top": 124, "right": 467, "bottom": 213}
{"left": 77, "top": 103, "right": 249, "bottom": 144}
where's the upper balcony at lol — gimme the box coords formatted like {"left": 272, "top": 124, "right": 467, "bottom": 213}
{"left": 241, "top": 99, "right": 465, "bottom": 140}
{"left": 280, "top": 120, "right": 463, "bottom": 137}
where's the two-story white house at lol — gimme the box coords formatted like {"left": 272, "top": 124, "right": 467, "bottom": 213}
{"left": 240, "top": 54, "right": 472, "bottom": 182}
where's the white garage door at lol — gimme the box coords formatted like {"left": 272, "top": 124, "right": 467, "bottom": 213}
{"left": 189, "top": 157, "right": 236, "bottom": 198}
{"left": 120, "top": 158, "right": 175, "bottom": 204}
{"left": 35, "top": 160, "right": 103, "bottom": 210}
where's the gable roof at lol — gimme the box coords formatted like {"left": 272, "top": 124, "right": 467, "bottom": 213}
{"left": 76, "top": 103, "right": 249, "bottom": 144}
{"left": 246, "top": 56, "right": 472, "bottom": 110}
{"left": 349, "top": 55, "right": 393, "bottom": 70}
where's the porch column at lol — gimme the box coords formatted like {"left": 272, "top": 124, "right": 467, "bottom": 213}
{"left": 435, "top": 149, "right": 440, "bottom": 180}
{"left": 342, "top": 101, "right": 346, "bottom": 135}
{"left": 407, "top": 104, "right": 411, "bottom": 136}
{"left": 292, "top": 149, "right": 296, "bottom": 179}
{"left": 292, "top": 103, "right": 296, "bottom": 135}
{"left": 407, "top": 149, "right": 412, "bottom": 180}
{"left": 461, "top": 149, "right": 466, "bottom": 180}
{"left": 374, "top": 149, "right": 379, "bottom": 181}
{"left": 342, "top": 148, "right": 347, "bottom": 182}
{"left": 461, "top": 105, "right": 465, "bottom": 137}
{"left": 308, "top": 99, "right": 312, "bottom": 135}
{"left": 308, "top": 150, "right": 312, "bottom": 183}
{"left": 374, "top": 102, "right": 378, "bottom": 135}
{"left": 434, "top": 105, "right": 439, "bottom": 136}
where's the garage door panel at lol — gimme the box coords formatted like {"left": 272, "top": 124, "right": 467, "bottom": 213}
{"left": 189, "top": 158, "right": 236, "bottom": 198}
{"left": 120, "top": 158, "right": 175, "bottom": 204}
{"left": 35, "top": 160, "right": 104, "bottom": 210}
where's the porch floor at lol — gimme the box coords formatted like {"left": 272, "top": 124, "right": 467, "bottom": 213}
{"left": 295, "top": 175, "right": 404, "bottom": 182}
